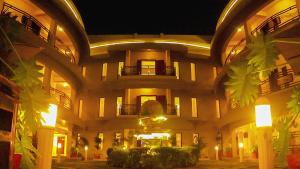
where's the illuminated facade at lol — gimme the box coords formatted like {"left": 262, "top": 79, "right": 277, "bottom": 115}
{"left": 2, "top": 0, "right": 300, "bottom": 162}
{"left": 213, "top": 0, "right": 300, "bottom": 158}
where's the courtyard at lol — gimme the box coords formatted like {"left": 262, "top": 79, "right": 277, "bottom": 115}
{"left": 52, "top": 160, "right": 259, "bottom": 169}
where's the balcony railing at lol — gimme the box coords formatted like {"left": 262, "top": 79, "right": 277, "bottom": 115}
{"left": 118, "top": 104, "right": 178, "bottom": 116}
{"left": 121, "top": 66, "right": 176, "bottom": 76}
{"left": 2, "top": 2, "right": 50, "bottom": 42}
{"left": 225, "top": 38, "right": 246, "bottom": 64}
{"left": 54, "top": 40, "right": 76, "bottom": 63}
{"left": 259, "top": 68, "right": 300, "bottom": 96}
{"left": 49, "top": 87, "right": 72, "bottom": 110}
{"left": 251, "top": 5, "right": 299, "bottom": 35}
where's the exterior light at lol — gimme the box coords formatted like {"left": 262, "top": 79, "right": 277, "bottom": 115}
{"left": 214, "top": 145, "right": 219, "bottom": 150}
{"left": 239, "top": 142, "right": 244, "bottom": 148}
{"left": 63, "top": 82, "right": 68, "bottom": 87}
{"left": 255, "top": 97, "right": 272, "bottom": 127}
{"left": 84, "top": 145, "right": 88, "bottom": 151}
{"left": 41, "top": 104, "right": 58, "bottom": 127}
{"left": 58, "top": 26, "right": 63, "bottom": 32}
{"left": 152, "top": 116, "right": 167, "bottom": 122}
{"left": 237, "top": 28, "right": 242, "bottom": 32}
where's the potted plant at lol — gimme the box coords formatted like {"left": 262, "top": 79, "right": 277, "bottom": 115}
{"left": 94, "top": 133, "right": 102, "bottom": 159}
{"left": 251, "top": 145, "right": 258, "bottom": 159}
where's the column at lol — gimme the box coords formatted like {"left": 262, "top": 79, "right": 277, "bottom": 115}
{"left": 43, "top": 68, "right": 52, "bottom": 92}
{"left": 257, "top": 128, "right": 273, "bottom": 169}
{"left": 296, "top": 0, "right": 300, "bottom": 13}
{"left": 244, "top": 21, "right": 252, "bottom": 43}
{"left": 36, "top": 127, "right": 55, "bottom": 169}
{"left": 166, "top": 89, "right": 171, "bottom": 114}
{"left": 165, "top": 49, "right": 171, "bottom": 67}
{"left": 125, "top": 50, "right": 131, "bottom": 66}
{"left": 232, "top": 131, "right": 238, "bottom": 157}
{"left": 48, "top": 19, "right": 57, "bottom": 46}
{"left": 0, "top": 0, "right": 4, "bottom": 12}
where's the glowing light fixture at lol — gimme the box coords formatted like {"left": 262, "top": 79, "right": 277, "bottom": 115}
{"left": 255, "top": 98, "right": 272, "bottom": 127}
{"left": 237, "top": 28, "right": 242, "bottom": 32}
{"left": 239, "top": 142, "right": 244, "bottom": 148}
{"left": 135, "top": 133, "right": 170, "bottom": 140}
{"left": 152, "top": 115, "right": 167, "bottom": 122}
{"left": 41, "top": 104, "right": 58, "bottom": 127}
{"left": 58, "top": 26, "right": 63, "bottom": 32}
{"left": 84, "top": 145, "right": 88, "bottom": 151}
{"left": 214, "top": 145, "right": 219, "bottom": 150}
{"left": 57, "top": 143, "right": 62, "bottom": 149}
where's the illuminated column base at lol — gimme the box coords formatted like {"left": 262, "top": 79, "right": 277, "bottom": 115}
{"left": 239, "top": 148, "right": 244, "bottom": 162}
{"left": 257, "top": 128, "right": 273, "bottom": 169}
{"left": 37, "top": 127, "right": 55, "bottom": 169}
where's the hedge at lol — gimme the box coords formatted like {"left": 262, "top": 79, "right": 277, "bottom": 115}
{"left": 107, "top": 146, "right": 202, "bottom": 169}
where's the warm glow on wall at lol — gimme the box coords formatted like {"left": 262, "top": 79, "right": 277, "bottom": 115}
{"left": 135, "top": 133, "right": 170, "bottom": 140}
{"left": 239, "top": 142, "right": 244, "bottom": 148}
{"left": 41, "top": 104, "right": 58, "bottom": 127}
{"left": 255, "top": 105, "right": 272, "bottom": 127}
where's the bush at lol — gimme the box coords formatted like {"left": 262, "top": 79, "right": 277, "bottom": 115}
{"left": 107, "top": 148, "right": 129, "bottom": 168}
{"left": 107, "top": 146, "right": 202, "bottom": 169}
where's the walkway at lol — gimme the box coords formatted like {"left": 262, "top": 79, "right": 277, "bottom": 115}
{"left": 52, "top": 159, "right": 259, "bottom": 169}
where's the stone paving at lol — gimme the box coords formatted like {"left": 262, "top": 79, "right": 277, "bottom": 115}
{"left": 52, "top": 159, "right": 259, "bottom": 169}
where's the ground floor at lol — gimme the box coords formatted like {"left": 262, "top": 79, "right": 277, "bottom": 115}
{"left": 52, "top": 159, "right": 259, "bottom": 169}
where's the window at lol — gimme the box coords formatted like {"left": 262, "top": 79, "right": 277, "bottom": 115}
{"left": 141, "top": 96, "right": 156, "bottom": 105}
{"left": 79, "top": 99, "right": 83, "bottom": 118}
{"left": 191, "top": 63, "right": 196, "bottom": 81}
{"left": 99, "top": 98, "right": 105, "bottom": 117}
{"left": 102, "top": 63, "right": 107, "bottom": 80}
{"left": 118, "top": 62, "right": 124, "bottom": 76}
{"left": 117, "top": 97, "right": 123, "bottom": 116}
{"left": 141, "top": 61, "right": 156, "bottom": 75}
{"left": 98, "top": 133, "right": 104, "bottom": 150}
{"left": 115, "top": 133, "right": 122, "bottom": 145}
{"left": 173, "top": 61, "right": 179, "bottom": 79}
{"left": 216, "top": 99, "right": 221, "bottom": 119}
{"left": 82, "top": 66, "right": 86, "bottom": 78}
{"left": 174, "top": 97, "right": 180, "bottom": 116}
{"left": 193, "top": 134, "right": 199, "bottom": 145}
{"left": 213, "top": 67, "right": 217, "bottom": 79}
{"left": 176, "top": 133, "right": 182, "bottom": 147}
{"left": 191, "top": 98, "right": 198, "bottom": 117}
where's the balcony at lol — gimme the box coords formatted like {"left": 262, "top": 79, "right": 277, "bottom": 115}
{"left": 2, "top": 2, "right": 50, "bottom": 42}
{"left": 49, "top": 87, "right": 72, "bottom": 110}
{"left": 121, "top": 66, "right": 176, "bottom": 76}
{"left": 251, "top": 5, "right": 299, "bottom": 35}
{"left": 259, "top": 68, "right": 300, "bottom": 96}
{"left": 118, "top": 104, "right": 178, "bottom": 116}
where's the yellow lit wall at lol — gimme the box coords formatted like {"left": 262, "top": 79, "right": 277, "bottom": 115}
{"left": 215, "top": 100, "right": 221, "bottom": 119}
{"left": 118, "top": 62, "right": 124, "bottom": 76}
{"left": 79, "top": 99, "right": 83, "bottom": 118}
{"left": 141, "top": 61, "right": 156, "bottom": 75}
{"left": 116, "top": 97, "right": 123, "bottom": 116}
{"left": 141, "top": 96, "right": 156, "bottom": 105}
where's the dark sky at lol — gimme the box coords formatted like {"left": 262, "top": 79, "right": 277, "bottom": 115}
{"left": 73, "top": 0, "right": 230, "bottom": 35}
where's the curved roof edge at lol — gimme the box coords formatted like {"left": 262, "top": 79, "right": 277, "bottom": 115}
{"left": 211, "top": 0, "right": 268, "bottom": 65}
{"left": 30, "top": 0, "right": 90, "bottom": 64}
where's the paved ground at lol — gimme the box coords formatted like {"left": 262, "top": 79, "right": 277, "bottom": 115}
{"left": 52, "top": 159, "right": 259, "bottom": 169}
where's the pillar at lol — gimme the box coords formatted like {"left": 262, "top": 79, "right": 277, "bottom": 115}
{"left": 48, "top": 19, "right": 57, "bottom": 46}
{"left": 0, "top": 0, "right": 4, "bottom": 12}
{"left": 232, "top": 131, "right": 238, "bottom": 157}
{"left": 36, "top": 127, "right": 55, "bottom": 169}
{"left": 43, "top": 67, "right": 52, "bottom": 92}
{"left": 165, "top": 49, "right": 171, "bottom": 66}
{"left": 296, "top": 0, "right": 300, "bottom": 13}
{"left": 244, "top": 21, "right": 252, "bottom": 43}
{"left": 125, "top": 50, "right": 131, "bottom": 66}
{"left": 257, "top": 128, "right": 273, "bottom": 169}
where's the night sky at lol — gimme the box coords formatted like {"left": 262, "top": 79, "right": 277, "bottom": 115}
{"left": 73, "top": 0, "right": 230, "bottom": 35}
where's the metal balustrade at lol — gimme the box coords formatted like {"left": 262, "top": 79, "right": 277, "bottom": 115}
{"left": 121, "top": 66, "right": 176, "bottom": 76}
{"left": 119, "top": 104, "right": 178, "bottom": 116}
{"left": 251, "top": 5, "right": 299, "bottom": 35}
{"left": 49, "top": 87, "right": 72, "bottom": 110}
{"left": 2, "top": 2, "right": 50, "bottom": 42}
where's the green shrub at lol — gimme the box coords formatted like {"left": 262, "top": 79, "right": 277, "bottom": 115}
{"left": 107, "top": 148, "right": 128, "bottom": 168}
{"left": 107, "top": 146, "right": 203, "bottom": 169}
